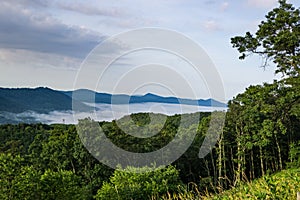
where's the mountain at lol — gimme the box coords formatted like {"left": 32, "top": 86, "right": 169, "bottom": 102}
{"left": 64, "top": 90, "right": 227, "bottom": 107}
{"left": 0, "top": 87, "right": 92, "bottom": 113}
{"left": 0, "top": 87, "right": 227, "bottom": 114}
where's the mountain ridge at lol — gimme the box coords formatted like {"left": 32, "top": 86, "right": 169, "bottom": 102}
{"left": 64, "top": 89, "right": 227, "bottom": 107}
{"left": 0, "top": 87, "right": 227, "bottom": 114}
{"left": 0, "top": 87, "right": 92, "bottom": 114}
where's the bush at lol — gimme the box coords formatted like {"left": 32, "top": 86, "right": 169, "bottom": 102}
{"left": 95, "top": 165, "right": 183, "bottom": 200}
{"left": 205, "top": 168, "right": 300, "bottom": 200}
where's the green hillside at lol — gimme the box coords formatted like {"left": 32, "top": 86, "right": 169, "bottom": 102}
{"left": 205, "top": 168, "right": 300, "bottom": 200}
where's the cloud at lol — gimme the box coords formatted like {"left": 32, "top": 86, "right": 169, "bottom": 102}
{"left": 220, "top": 2, "right": 229, "bottom": 11}
{"left": 203, "top": 20, "right": 221, "bottom": 32}
{"left": 0, "top": 48, "right": 83, "bottom": 89}
{"left": 0, "top": 1, "right": 103, "bottom": 59}
{"left": 0, "top": 48, "right": 81, "bottom": 70}
{"left": 56, "top": 2, "right": 124, "bottom": 17}
{"left": 2, "top": 0, "right": 51, "bottom": 7}
{"left": 204, "top": 0, "right": 216, "bottom": 5}
{"left": 0, "top": 103, "right": 226, "bottom": 125}
{"left": 247, "top": 0, "right": 277, "bottom": 8}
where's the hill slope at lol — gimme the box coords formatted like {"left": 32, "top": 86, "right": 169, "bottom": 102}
{"left": 205, "top": 168, "right": 300, "bottom": 200}
{"left": 0, "top": 87, "right": 91, "bottom": 113}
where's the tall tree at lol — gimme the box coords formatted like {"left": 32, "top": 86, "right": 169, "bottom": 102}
{"left": 231, "top": 0, "right": 300, "bottom": 77}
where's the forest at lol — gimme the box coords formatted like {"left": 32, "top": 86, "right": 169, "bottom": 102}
{"left": 1, "top": 0, "right": 300, "bottom": 199}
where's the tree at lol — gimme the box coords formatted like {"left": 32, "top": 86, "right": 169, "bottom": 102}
{"left": 11, "top": 166, "right": 41, "bottom": 200}
{"left": 230, "top": 0, "right": 300, "bottom": 181}
{"left": 95, "top": 165, "right": 183, "bottom": 200}
{"left": 231, "top": 0, "right": 300, "bottom": 77}
{"left": 39, "top": 169, "right": 88, "bottom": 200}
{"left": 0, "top": 153, "right": 24, "bottom": 200}
{"left": 39, "top": 125, "right": 77, "bottom": 172}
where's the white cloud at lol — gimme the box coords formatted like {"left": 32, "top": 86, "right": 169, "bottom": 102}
{"left": 247, "top": 0, "right": 277, "bottom": 8}
{"left": 0, "top": 48, "right": 80, "bottom": 90}
{"left": 0, "top": 1, "right": 102, "bottom": 59}
{"left": 220, "top": 2, "right": 229, "bottom": 11}
{"left": 56, "top": 2, "right": 125, "bottom": 17}
{"left": 203, "top": 20, "right": 221, "bottom": 32}
{"left": 0, "top": 49, "right": 81, "bottom": 70}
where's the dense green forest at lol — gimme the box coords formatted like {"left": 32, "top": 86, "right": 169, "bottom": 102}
{"left": 1, "top": 0, "right": 300, "bottom": 199}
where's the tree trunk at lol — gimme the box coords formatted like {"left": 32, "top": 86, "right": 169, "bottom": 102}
{"left": 230, "top": 147, "right": 235, "bottom": 181}
{"left": 259, "top": 146, "right": 265, "bottom": 176}
{"left": 236, "top": 142, "right": 241, "bottom": 185}
{"left": 250, "top": 149, "right": 255, "bottom": 180}
{"left": 222, "top": 141, "right": 227, "bottom": 188}
{"left": 210, "top": 150, "right": 217, "bottom": 186}
{"left": 274, "top": 134, "right": 283, "bottom": 170}
{"left": 242, "top": 150, "right": 246, "bottom": 181}
{"left": 218, "top": 133, "right": 223, "bottom": 188}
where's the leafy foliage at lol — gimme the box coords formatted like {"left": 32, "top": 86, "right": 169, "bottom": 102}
{"left": 231, "top": 0, "right": 300, "bottom": 76}
{"left": 205, "top": 168, "right": 300, "bottom": 200}
{"left": 95, "top": 165, "right": 182, "bottom": 200}
{"left": 0, "top": 1, "right": 300, "bottom": 199}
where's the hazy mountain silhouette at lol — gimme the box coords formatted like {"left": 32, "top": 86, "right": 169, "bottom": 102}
{"left": 0, "top": 87, "right": 227, "bottom": 114}
{"left": 64, "top": 89, "right": 227, "bottom": 107}
{"left": 0, "top": 87, "right": 91, "bottom": 113}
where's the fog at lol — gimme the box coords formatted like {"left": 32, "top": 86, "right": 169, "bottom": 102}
{"left": 0, "top": 103, "right": 226, "bottom": 124}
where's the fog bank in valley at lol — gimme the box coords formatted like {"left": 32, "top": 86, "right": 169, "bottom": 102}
{"left": 0, "top": 102, "right": 226, "bottom": 124}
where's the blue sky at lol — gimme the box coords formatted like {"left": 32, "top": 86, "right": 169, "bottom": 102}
{"left": 0, "top": 0, "right": 299, "bottom": 100}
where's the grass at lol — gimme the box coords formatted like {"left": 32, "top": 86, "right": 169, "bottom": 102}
{"left": 204, "top": 168, "right": 300, "bottom": 200}
{"left": 152, "top": 168, "right": 300, "bottom": 200}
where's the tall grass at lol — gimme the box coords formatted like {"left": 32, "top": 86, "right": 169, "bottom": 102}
{"left": 151, "top": 168, "right": 300, "bottom": 200}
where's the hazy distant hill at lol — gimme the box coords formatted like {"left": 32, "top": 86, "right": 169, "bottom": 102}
{"left": 0, "top": 87, "right": 91, "bottom": 113}
{"left": 64, "top": 89, "right": 227, "bottom": 107}
{"left": 0, "top": 87, "right": 227, "bottom": 114}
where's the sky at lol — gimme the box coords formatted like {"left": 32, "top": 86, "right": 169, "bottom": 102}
{"left": 0, "top": 0, "right": 299, "bottom": 101}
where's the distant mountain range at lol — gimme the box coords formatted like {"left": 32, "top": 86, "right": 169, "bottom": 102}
{"left": 65, "top": 89, "right": 227, "bottom": 107}
{"left": 0, "top": 87, "right": 91, "bottom": 114}
{"left": 0, "top": 87, "right": 227, "bottom": 114}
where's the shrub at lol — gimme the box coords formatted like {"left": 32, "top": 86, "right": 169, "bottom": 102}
{"left": 95, "top": 165, "right": 183, "bottom": 200}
